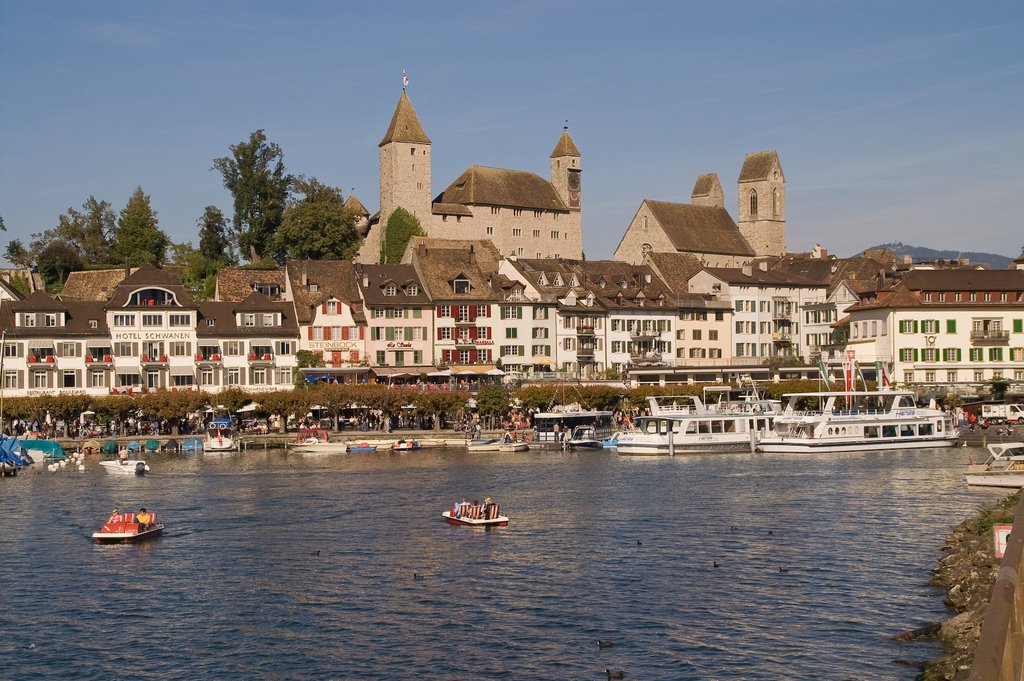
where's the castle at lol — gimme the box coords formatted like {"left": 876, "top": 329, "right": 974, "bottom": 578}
{"left": 356, "top": 91, "right": 583, "bottom": 263}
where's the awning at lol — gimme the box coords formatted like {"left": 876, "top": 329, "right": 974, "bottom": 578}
{"left": 170, "top": 367, "right": 195, "bottom": 377}
{"left": 485, "top": 368, "right": 505, "bottom": 376}
{"left": 449, "top": 365, "right": 497, "bottom": 375}
{"left": 28, "top": 341, "right": 54, "bottom": 348}
{"left": 115, "top": 370, "right": 141, "bottom": 377}
{"left": 427, "top": 369, "right": 452, "bottom": 377}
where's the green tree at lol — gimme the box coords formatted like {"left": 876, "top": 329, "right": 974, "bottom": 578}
{"left": 4, "top": 239, "right": 32, "bottom": 268}
{"left": 111, "top": 186, "right": 169, "bottom": 266}
{"left": 198, "top": 205, "right": 234, "bottom": 263}
{"left": 31, "top": 196, "right": 115, "bottom": 264}
{"left": 274, "top": 177, "right": 362, "bottom": 261}
{"left": 35, "top": 241, "right": 83, "bottom": 290}
{"left": 212, "top": 130, "right": 291, "bottom": 262}
{"left": 380, "top": 207, "right": 425, "bottom": 263}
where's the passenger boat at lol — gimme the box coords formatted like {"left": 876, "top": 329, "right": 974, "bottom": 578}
{"left": 615, "top": 387, "right": 780, "bottom": 456}
{"left": 92, "top": 511, "right": 164, "bottom": 543}
{"left": 346, "top": 442, "right": 378, "bottom": 453}
{"left": 964, "top": 442, "right": 1024, "bottom": 488}
{"left": 204, "top": 417, "right": 236, "bottom": 452}
{"left": 567, "top": 426, "right": 603, "bottom": 449}
{"left": 442, "top": 500, "right": 509, "bottom": 527}
{"left": 533, "top": 404, "right": 614, "bottom": 446}
{"left": 757, "top": 389, "right": 958, "bottom": 453}
{"left": 392, "top": 439, "right": 421, "bottom": 451}
{"left": 466, "top": 439, "right": 529, "bottom": 453}
{"left": 99, "top": 459, "right": 150, "bottom": 475}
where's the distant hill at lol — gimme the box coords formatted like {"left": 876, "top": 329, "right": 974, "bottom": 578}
{"left": 867, "top": 242, "right": 1014, "bottom": 269}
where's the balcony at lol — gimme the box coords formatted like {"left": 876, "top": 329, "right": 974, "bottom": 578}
{"left": 454, "top": 316, "right": 477, "bottom": 326}
{"left": 629, "top": 351, "right": 665, "bottom": 366}
{"left": 629, "top": 329, "right": 660, "bottom": 341}
{"left": 141, "top": 355, "right": 168, "bottom": 366}
{"left": 196, "top": 352, "right": 223, "bottom": 364}
{"left": 577, "top": 345, "right": 596, "bottom": 358}
{"left": 248, "top": 352, "right": 275, "bottom": 365}
{"left": 771, "top": 332, "right": 793, "bottom": 344}
{"left": 85, "top": 354, "right": 114, "bottom": 365}
{"left": 575, "top": 325, "right": 596, "bottom": 336}
{"left": 971, "top": 329, "right": 1010, "bottom": 345}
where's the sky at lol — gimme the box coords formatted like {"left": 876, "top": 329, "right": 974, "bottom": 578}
{"left": 1, "top": 1, "right": 1023, "bottom": 265}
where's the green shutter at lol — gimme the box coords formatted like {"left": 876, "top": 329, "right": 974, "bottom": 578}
{"left": 947, "top": 319, "right": 956, "bottom": 333}
{"left": 957, "top": 349, "right": 962, "bottom": 361}
{"left": 933, "top": 320, "right": 939, "bottom": 333}
{"left": 913, "top": 348, "right": 919, "bottom": 361}
{"left": 913, "top": 320, "right": 919, "bottom": 333}
{"left": 385, "top": 327, "right": 394, "bottom": 341}
{"left": 1015, "top": 319, "right": 1023, "bottom": 333}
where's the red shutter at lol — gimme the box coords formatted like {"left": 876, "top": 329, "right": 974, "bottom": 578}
{"left": 322, "top": 302, "right": 327, "bottom": 314}
{"left": 308, "top": 326, "right": 314, "bottom": 340}
{"left": 483, "top": 305, "right": 490, "bottom": 318}
{"left": 470, "top": 349, "right": 479, "bottom": 363}
{"left": 468, "top": 306, "right": 476, "bottom": 322}
{"left": 342, "top": 327, "right": 349, "bottom": 340}
{"left": 442, "top": 350, "right": 450, "bottom": 362}
{"left": 469, "top": 327, "right": 478, "bottom": 339}
{"left": 436, "top": 305, "right": 444, "bottom": 317}
{"left": 487, "top": 327, "right": 492, "bottom": 339}
{"left": 359, "top": 326, "right": 365, "bottom": 339}
{"left": 350, "top": 351, "right": 359, "bottom": 362}
{"left": 437, "top": 327, "right": 443, "bottom": 340}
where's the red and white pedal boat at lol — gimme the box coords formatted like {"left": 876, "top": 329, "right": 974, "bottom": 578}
{"left": 92, "top": 511, "right": 164, "bottom": 543}
{"left": 442, "top": 504, "right": 509, "bottom": 527}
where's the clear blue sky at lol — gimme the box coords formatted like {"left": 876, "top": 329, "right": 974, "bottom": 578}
{"left": 2, "top": 1, "right": 1022, "bottom": 264}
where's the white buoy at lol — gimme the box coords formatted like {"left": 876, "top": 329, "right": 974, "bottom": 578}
{"left": 78, "top": 464, "right": 85, "bottom": 472}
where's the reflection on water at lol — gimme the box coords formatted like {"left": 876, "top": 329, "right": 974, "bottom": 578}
{"left": 0, "top": 446, "right": 1004, "bottom": 680}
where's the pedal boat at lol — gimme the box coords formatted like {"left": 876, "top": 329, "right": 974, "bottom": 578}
{"left": 442, "top": 508, "right": 509, "bottom": 527}
{"left": 92, "top": 512, "right": 164, "bottom": 543}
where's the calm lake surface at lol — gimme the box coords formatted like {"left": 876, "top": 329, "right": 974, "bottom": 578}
{"left": 0, "top": 444, "right": 1006, "bottom": 680}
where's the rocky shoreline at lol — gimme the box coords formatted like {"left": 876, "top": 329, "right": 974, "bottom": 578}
{"left": 911, "top": 492, "right": 1019, "bottom": 680}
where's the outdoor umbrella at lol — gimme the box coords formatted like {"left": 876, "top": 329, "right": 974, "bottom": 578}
{"left": 83, "top": 439, "right": 102, "bottom": 453}
{"left": 163, "top": 438, "right": 179, "bottom": 452}
{"left": 101, "top": 440, "right": 119, "bottom": 455}
{"left": 126, "top": 441, "right": 141, "bottom": 451}
{"left": 144, "top": 439, "right": 160, "bottom": 452}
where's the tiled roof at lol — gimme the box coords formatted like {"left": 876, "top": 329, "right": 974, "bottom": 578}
{"left": 215, "top": 267, "right": 287, "bottom": 302}
{"left": 344, "top": 194, "right": 370, "bottom": 217}
{"left": 10, "top": 290, "right": 67, "bottom": 311}
{"left": 196, "top": 301, "right": 300, "bottom": 338}
{"left": 0, "top": 299, "right": 109, "bottom": 337}
{"left": 645, "top": 200, "right": 755, "bottom": 257}
{"left": 61, "top": 269, "right": 134, "bottom": 301}
{"left": 549, "top": 128, "right": 580, "bottom": 158}
{"left": 106, "top": 264, "right": 196, "bottom": 309}
{"left": 737, "top": 150, "right": 781, "bottom": 183}
{"left": 434, "top": 166, "right": 568, "bottom": 212}
{"left": 285, "top": 260, "right": 362, "bottom": 324}
{"left": 900, "top": 269, "right": 1024, "bottom": 291}
{"left": 410, "top": 246, "right": 501, "bottom": 303}
{"left": 379, "top": 91, "right": 431, "bottom": 146}
{"left": 357, "top": 264, "right": 432, "bottom": 306}
{"left": 702, "top": 266, "right": 825, "bottom": 287}
{"left": 645, "top": 252, "right": 704, "bottom": 295}
{"left": 403, "top": 238, "right": 502, "bottom": 273}
{"left": 691, "top": 173, "right": 719, "bottom": 198}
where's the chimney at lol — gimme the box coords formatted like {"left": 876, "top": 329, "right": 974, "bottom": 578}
{"left": 742, "top": 264, "right": 752, "bottom": 277}
{"left": 469, "top": 244, "right": 475, "bottom": 254}
{"left": 758, "top": 261, "right": 768, "bottom": 271}
{"left": 820, "top": 248, "right": 828, "bottom": 259}
{"left": 877, "top": 269, "right": 886, "bottom": 289}
{"left": 362, "top": 275, "right": 369, "bottom": 288}
{"left": 301, "top": 272, "right": 308, "bottom": 286}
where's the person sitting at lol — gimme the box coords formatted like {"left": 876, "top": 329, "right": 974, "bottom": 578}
{"left": 136, "top": 507, "right": 154, "bottom": 531}
{"left": 108, "top": 508, "right": 121, "bottom": 524}
{"left": 455, "top": 497, "right": 471, "bottom": 518}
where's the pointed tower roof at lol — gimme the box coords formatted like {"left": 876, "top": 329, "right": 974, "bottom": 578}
{"left": 691, "top": 173, "right": 721, "bottom": 198}
{"left": 550, "top": 128, "right": 580, "bottom": 158}
{"left": 379, "top": 91, "right": 431, "bottom": 147}
{"left": 738, "top": 150, "right": 782, "bottom": 182}
{"left": 344, "top": 194, "right": 369, "bottom": 217}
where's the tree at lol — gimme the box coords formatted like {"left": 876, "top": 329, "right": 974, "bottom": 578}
{"left": 380, "top": 207, "right": 425, "bottom": 263}
{"left": 36, "top": 241, "right": 83, "bottom": 290}
{"left": 4, "top": 239, "right": 32, "bottom": 268}
{"left": 212, "top": 130, "right": 291, "bottom": 262}
{"left": 198, "top": 205, "right": 234, "bottom": 263}
{"left": 111, "top": 186, "right": 169, "bottom": 266}
{"left": 274, "top": 177, "right": 362, "bottom": 261}
{"left": 32, "top": 196, "right": 115, "bottom": 264}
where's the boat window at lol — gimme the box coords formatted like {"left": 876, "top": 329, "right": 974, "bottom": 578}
{"left": 645, "top": 420, "right": 658, "bottom": 434}
{"left": 685, "top": 421, "right": 697, "bottom": 434}
{"left": 671, "top": 421, "right": 682, "bottom": 434}
{"left": 756, "top": 419, "right": 768, "bottom": 432}
{"left": 698, "top": 421, "right": 711, "bottom": 434}
{"left": 882, "top": 425, "right": 897, "bottom": 438}
{"left": 901, "top": 425, "right": 916, "bottom": 437}
{"left": 711, "top": 420, "right": 724, "bottom": 434}
{"left": 865, "top": 426, "right": 879, "bottom": 438}
{"left": 920, "top": 423, "right": 933, "bottom": 435}
{"left": 661, "top": 420, "right": 670, "bottom": 436}
{"left": 723, "top": 420, "right": 736, "bottom": 433}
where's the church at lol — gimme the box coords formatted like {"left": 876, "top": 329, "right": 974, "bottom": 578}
{"left": 356, "top": 91, "right": 583, "bottom": 263}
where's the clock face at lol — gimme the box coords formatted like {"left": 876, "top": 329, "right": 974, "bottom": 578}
{"left": 567, "top": 170, "right": 580, "bottom": 190}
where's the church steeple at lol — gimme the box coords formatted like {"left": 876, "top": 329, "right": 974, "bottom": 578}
{"left": 551, "top": 126, "right": 581, "bottom": 213}
{"left": 379, "top": 91, "right": 431, "bottom": 147}
{"left": 550, "top": 128, "right": 580, "bottom": 159}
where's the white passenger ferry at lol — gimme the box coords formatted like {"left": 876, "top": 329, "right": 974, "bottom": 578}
{"left": 757, "top": 389, "right": 958, "bottom": 453}
{"left": 615, "top": 387, "right": 780, "bottom": 456}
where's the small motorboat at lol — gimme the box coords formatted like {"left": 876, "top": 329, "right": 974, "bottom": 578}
{"left": 346, "top": 442, "right": 378, "bottom": 453}
{"left": 99, "top": 459, "right": 150, "bottom": 476}
{"left": 600, "top": 432, "right": 621, "bottom": 448}
{"left": 466, "top": 439, "right": 529, "bottom": 453}
{"left": 92, "top": 510, "right": 164, "bottom": 543}
{"left": 392, "top": 439, "right": 420, "bottom": 451}
{"left": 965, "top": 442, "right": 1024, "bottom": 488}
{"left": 567, "top": 426, "right": 603, "bottom": 449}
{"left": 442, "top": 500, "right": 509, "bottom": 527}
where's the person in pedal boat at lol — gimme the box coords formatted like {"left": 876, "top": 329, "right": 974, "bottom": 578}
{"left": 136, "top": 507, "right": 154, "bottom": 531}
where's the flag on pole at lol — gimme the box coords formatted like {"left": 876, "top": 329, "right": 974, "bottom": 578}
{"left": 402, "top": 69, "right": 409, "bottom": 88}
{"left": 855, "top": 361, "right": 868, "bottom": 390}
{"left": 817, "top": 358, "right": 832, "bottom": 389}
{"left": 842, "top": 357, "right": 854, "bottom": 394}
{"left": 882, "top": 362, "right": 893, "bottom": 387}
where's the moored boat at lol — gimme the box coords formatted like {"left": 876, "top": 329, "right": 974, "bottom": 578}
{"left": 392, "top": 439, "right": 420, "bottom": 451}
{"left": 567, "top": 426, "right": 603, "bottom": 449}
{"left": 616, "top": 387, "right": 780, "bottom": 456}
{"left": 346, "top": 442, "right": 378, "bottom": 453}
{"left": 204, "top": 417, "right": 236, "bottom": 452}
{"left": 757, "top": 389, "right": 958, "bottom": 453}
{"left": 99, "top": 459, "right": 150, "bottom": 475}
{"left": 965, "top": 442, "right": 1024, "bottom": 488}
{"left": 92, "top": 509, "right": 164, "bottom": 543}
{"left": 466, "top": 439, "right": 529, "bottom": 453}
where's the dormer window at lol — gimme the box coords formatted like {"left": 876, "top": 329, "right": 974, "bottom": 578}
{"left": 89, "top": 319, "right": 98, "bottom": 329}
{"left": 22, "top": 313, "right": 36, "bottom": 327}
{"left": 568, "top": 275, "right": 579, "bottom": 287}
{"left": 453, "top": 277, "right": 471, "bottom": 294}
{"left": 406, "top": 284, "right": 418, "bottom": 296}
{"left": 45, "top": 313, "right": 57, "bottom": 327}
{"left": 618, "top": 279, "right": 628, "bottom": 289}
{"left": 537, "top": 274, "right": 547, "bottom": 286}
{"left": 206, "top": 318, "right": 216, "bottom": 326}
{"left": 309, "top": 283, "right": 319, "bottom": 293}
{"left": 326, "top": 300, "right": 339, "bottom": 314}
{"left": 552, "top": 274, "right": 563, "bottom": 286}
{"left": 384, "top": 285, "right": 397, "bottom": 297}
{"left": 129, "top": 288, "right": 176, "bottom": 307}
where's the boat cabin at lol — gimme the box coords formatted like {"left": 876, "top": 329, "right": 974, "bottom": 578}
{"left": 534, "top": 406, "right": 614, "bottom": 444}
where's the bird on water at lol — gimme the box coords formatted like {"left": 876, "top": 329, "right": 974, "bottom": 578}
{"left": 607, "top": 670, "right": 625, "bottom": 680}
{"left": 413, "top": 573, "right": 425, "bottom": 580}
{"left": 713, "top": 561, "right": 720, "bottom": 568}
{"left": 598, "top": 640, "right": 614, "bottom": 649}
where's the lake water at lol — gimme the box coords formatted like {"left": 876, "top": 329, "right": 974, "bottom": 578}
{"left": 0, "top": 444, "right": 1005, "bottom": 680}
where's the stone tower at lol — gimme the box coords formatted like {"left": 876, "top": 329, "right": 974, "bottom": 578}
{"left": 379, "top": 91, "right": 432, "bottom": 228}
{"left": 737, "top": 150, "right": 786, "bottom": 257}
{"left": 550, "top": 127, "right": 583, "bottom": 257}
{"left": 691, "top": 173, "right": 724, "bottom": 208}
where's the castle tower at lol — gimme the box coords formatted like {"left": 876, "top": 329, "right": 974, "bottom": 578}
{"left": 737, "top": 150, "right": 786, "bottom": 257}
{"left": 550, "top": 127, "right": 583, "bottom": 258}
{"left": 379, "top": 91, "right": 432, "bottom": 227}
{"left": 691, "top": 173, "right": 724, "bottom": 208}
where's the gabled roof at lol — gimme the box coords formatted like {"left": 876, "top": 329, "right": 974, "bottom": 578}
{"left": 196, "top": 301, "right": 300, "bottom": 338}
{"left": 0, "top": 276, "right": 21, "bottom": 301}
{"left": 403, "top": 237, "right": 502, "bottom": 273}
{"left": 10, "top": 290, "right": 67, "bottom": 312}
{"left": 357, "top": 263, "right": 431, "bottom": 306}
{"left": 409, "top": 246, "right": 500, "bottom": 303}
{"left": 215, "top": 267, "right": 287, "bottom": 302}
{"left": 701, "top": 266, "right": 825, "bottom": 287}
{"left": 379, "top": 91, "right": 431, "bottom": 146}
{"left": 434, "top": 166, "right": 568, "bottom": 212}
{"left": 738, "top": 150, "right": 782, "bottom": 183}
{"left": 61, "top": 268, "right": 135, "bottom": 302}
{"left": 691, "top": 173, "right": 720, "bottom": 198}
{"left": 0, "top": 299, "right": 108, "bottom": 337}
{"left": 645, "top": 200, "right": 754, "bottom": 257}
{"left": 234, "top": 291, "right": 278, "bottom": 312}
{"left": 645, "top": 252, "right": 704, "bottom": 295}
{"left": 344, "top": 194, "right": 370, "bottom": 217}
{"left": 550, "top": 128, "right": 580, "bottom": 158}
{"left": 106, "top": 264, "right": 195, "bottom": 308}
{"left": 285, "top": 260, "right": 361, "bottom": 324}
{"left": 899, "top": 269, "right": 1024, "bottom": 292}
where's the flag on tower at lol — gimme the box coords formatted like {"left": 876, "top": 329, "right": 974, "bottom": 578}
{"left": 402, "top": 69, "right": 409, "bottom": 88}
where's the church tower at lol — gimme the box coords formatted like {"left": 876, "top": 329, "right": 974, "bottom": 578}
{"left": 737, "top": 150, "right": 785, "bottom": 257}
{"left": 379, "top": 91, "right": 432, "bottom": 227}
{"left": 691, "top": 173, "right": 724, "bottom": 208}
{"left": 550, "top": 127, "right": 583, "bottom": 258}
